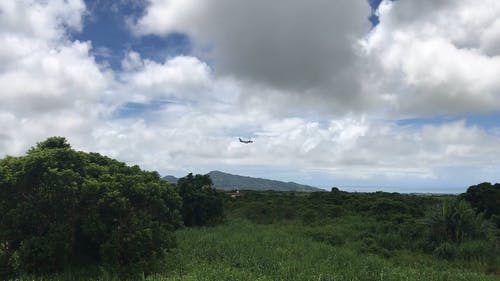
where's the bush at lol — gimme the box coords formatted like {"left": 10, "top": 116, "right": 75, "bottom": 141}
{"left": 0, "top": 137, "right": 182, "bottom": 278}
{"left": 243, "top": 201, "right": 275, "bottom": 224}
{"left": 178, "top": 173, "right": 224, "bottom": 226}
{"left": 457, "top": 240, "right": 496, "bottom": 262}
{"left": 426, "top": 198, "right": 487, "bottom": 244}
{"left": 0, "top": 243, "right": 15, "bottom": 279}
{"left": 302, "top": 210, "right": 319, "bottom": 225}
{"left": 369, "top": 198, "right": 409, "bottom": 220}
{"left": 433, "top": 242, "right": 458, "bottom": 260}
{"left": 357, "top": 236, "right": 391, "bottom": 258}
{"left": 305, "top": 228, "right": 345, "bottom": 246}
{"left": 462, "top": 182, "right": 500, "bottom": 220}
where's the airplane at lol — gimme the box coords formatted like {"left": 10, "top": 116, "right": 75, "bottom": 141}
{"left": 239, "top": 138, "right": 253, "bottom": 144}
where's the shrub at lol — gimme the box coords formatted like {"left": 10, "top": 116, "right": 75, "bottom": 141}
{"left": 457, "top": 240, "right": 496, "bottom": 262}
{"left": 357, "top": 236, "right": 391, "bottom": 258}
{"left": 0, "top": 137, "right": 182, "bottom": 278}
{"left": 0, "top": 243, "right": 15, "bottom": 279}
{"left": 369, "top": 198, "right": 409, "bottom": 220}
{"left": 302, "top": 210, "right": 319, "bottom": 225}
{"left": 305, "top": 228, "right": 345, "bottom": 246}
{"left": 462, "top": 182, "right": 500, "bottom": 220}
{"left": 177, "top": 173, "right": 224, "bottom": 226}
{"left": 433, "top": 242, "right": 458, "bottom": 260}
{"left": 244, "top": 201, "right": 275, "bottom": 224}
{"left": 426, "top": 198, "right": 487, "bottom": 244}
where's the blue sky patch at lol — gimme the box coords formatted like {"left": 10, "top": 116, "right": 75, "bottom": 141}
{"left": 115, "top": 100, "right": 174, "bottom": 119}
{"left": 397, "top": 111, "right": 500, "bottom": 130}
{"left": 72, "top": 0, "right": 192, "bottom": 69}
{"left": 368, "top": 0, "right": 383, "bottom": 26}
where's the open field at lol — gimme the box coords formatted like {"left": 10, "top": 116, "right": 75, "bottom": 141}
{"left": 10, "top": 189, "right": 500, "bottom": 281}
{"left": 12, "top": 218, "right": 499, "bottom": 281}
{"left": 162, "top": 219, "right": 498, "bottom": 281}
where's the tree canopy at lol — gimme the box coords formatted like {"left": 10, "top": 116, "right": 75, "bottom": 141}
{"left": 177, "top": 173, "right": 224, "bottom": 226}
{"left": 0, "top": 137, "right": 182, "bottom": 278}
{"left": 462, "top": 182, "right": 500, "bottom": 226}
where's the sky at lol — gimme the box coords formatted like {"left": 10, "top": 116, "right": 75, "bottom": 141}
{"left": 1, "top": 0, "right": 500, "bottom": 193}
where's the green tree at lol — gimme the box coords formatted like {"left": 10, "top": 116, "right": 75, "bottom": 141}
{"left": 0, "top": 137, "right": 182, "bottom": 278}
{"left": 426, "top": 198, "right": 488, "bottom": 244}
{"left": 461, "top": 182, "right": 500, "bottom": 226}
{"left": 29, "top": 136, "right": 71, "bottom": 151}
{"left": 177, "top": 173, "right": 224, "bottom": 226}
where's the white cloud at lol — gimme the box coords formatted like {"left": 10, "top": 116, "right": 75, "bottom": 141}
{"left": 2, "top": 0, "right": 500, "bottom": 190}
{"left": 0, "top": 41, "right": 111, "bottom": 115}
{"left": 79, "top": 103, "right": 500, "bottom": 184}
{"left": 0, "top": 0, "right": 85, "bottom": 41}
{"left": 131, "top": 0, "right": 500, "bottom": 118}
{"left": 364, "top": 0, "right": 500, "bottom": 116}
{"left": 0, "top": 0, "right": 111, "bottom": 116}
{"left": 119, "top": 53, "right": 213, "bottom": 103}
{"left": 132, "top": 0, "right": 373, "bottom": 113}
{"left": 0, "top": 0, "right": 113, "bottom": 155}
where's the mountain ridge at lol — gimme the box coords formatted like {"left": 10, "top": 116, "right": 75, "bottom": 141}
{"left": 162, "top": 170, "right": 322, "bottom": 192}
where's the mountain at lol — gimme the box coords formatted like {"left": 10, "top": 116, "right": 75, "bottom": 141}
{"left": 162, "top": 175, "right": 178, "bottom": 184}
{"left": 163, "top": 171, "right": 321, "bottom": 192}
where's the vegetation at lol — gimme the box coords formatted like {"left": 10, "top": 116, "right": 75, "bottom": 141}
{"left": 462, "top": 182, "right": 500, "bottom": 227}
{"left": 0, "top": 137, "right": 182, "bottom": 279}
{"left": 165, "top": 220, "right": 498, "bottom": 281}
{"left": 177, "top": 173, "right": 224, "bottom": 227}
{"left": 1, "top": 137, "right": 499, "bottom": 280}
{"left": 225, "top": 190, "right": 499, "bottom": 268}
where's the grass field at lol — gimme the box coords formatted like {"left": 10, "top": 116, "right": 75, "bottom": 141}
{"left": 160, "top": 219, "right": 498, "bottom": 281}
{"left": 14, "top": 218, "right": 498, "bottom": 281}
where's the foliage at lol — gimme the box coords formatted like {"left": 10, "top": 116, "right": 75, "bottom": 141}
{"left": 426, "top": 198, "right": 490, "bottom": 244}
{"left": 3, "top": 150, "right": 500, "bottom": 281}
{"left": 0, "top": 137, "right": 182, "bottom": 278}
{"left": 162, "top": 221, "right": 498, "bottom": 281}
{"left": 224, "top": 189, "right": 499, "bottom": 270}
{"left": 29, "top": 136, "right": 72, "bottom": 151}
{"left": 462, "top": 182, "right": 500, "bottom": 226}
{"left": 177, "top": 173, "right": 224, "bottom": 226}
{"left": 432, "top": 242, "right": 458, "bottom": 260}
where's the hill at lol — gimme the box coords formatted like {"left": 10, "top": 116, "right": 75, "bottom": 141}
{"left": 163, "top": 171, "right": 321, "bottom": 192}
{"left": 162, "top": 175, "right": 179, "bottom": 184}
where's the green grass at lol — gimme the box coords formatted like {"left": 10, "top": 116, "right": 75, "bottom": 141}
{"left": 163, "top": 219, "right": 499, "bottom": 281}
{"left": 11, "top": 219, "right": 500, "bottom": 281}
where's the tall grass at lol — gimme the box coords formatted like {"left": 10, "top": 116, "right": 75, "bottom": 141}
{"left": 160, "top": 220, "right": 498, "bottom": 281}
{"left": 10, "top": 219, "right": 499, "bottom": 281}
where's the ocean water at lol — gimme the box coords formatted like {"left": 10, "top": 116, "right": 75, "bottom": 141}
{"left": 337, "top": 186, "right": 464, "bottom": 194}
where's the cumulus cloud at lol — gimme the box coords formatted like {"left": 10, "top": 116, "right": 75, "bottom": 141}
{"left": 2, "top": 0, "right": 500, "bottom": 189}
{"left": 119, "top": 52, "right": 214, "bottom": 103}
{"left": 132, "top": 0, "right": 500, "bottom": 117}
{"left": 0, "top": 0, "right": 113, "bottom": 154}
{"left": 131, "top": 0, "right": 373, "bottom": 113}
{"left": 81, "top": 103, "right": 500, "bottom": 185}
{"left": 364, "top": 0, "right": 500, "bottom": 116}
{"left": 0, "top": 41, "right": 111, "bottom": 115}
{"left": 0, "top": 0, "right": 111, "bottom": 115}
{"left": 0, "top": 0, "right": 85, "bottom": 41}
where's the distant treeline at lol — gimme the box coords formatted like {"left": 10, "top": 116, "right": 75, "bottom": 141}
{"left": 225, "top": 186, "right": 499, "bottom": 269}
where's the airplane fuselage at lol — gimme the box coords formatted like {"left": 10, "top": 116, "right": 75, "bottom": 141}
{"left": 239, "top": 138, "right": 253, "bottom": 144}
